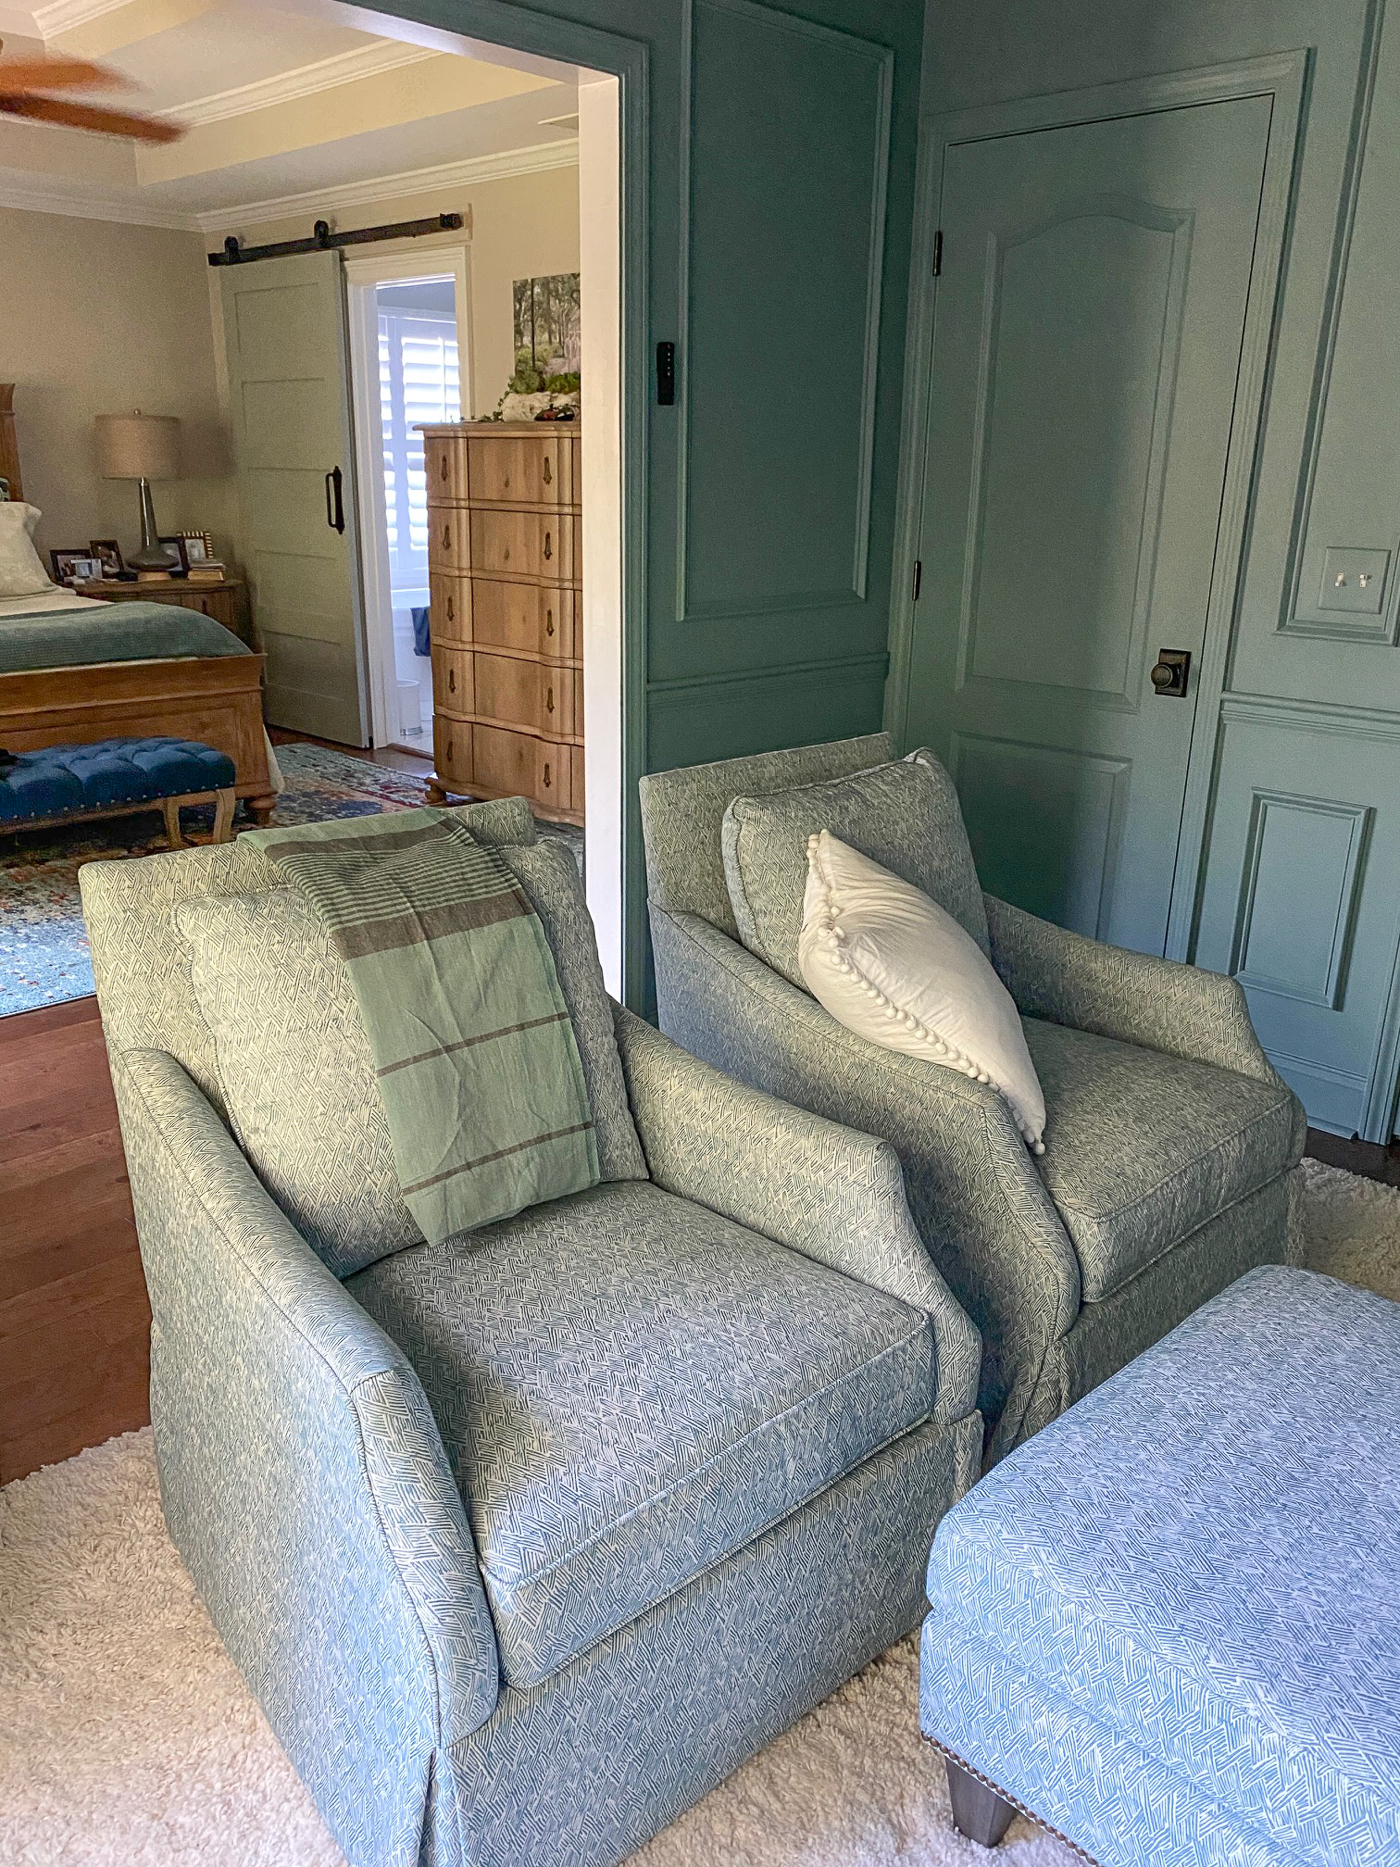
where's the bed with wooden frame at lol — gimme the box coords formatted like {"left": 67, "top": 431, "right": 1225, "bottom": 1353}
{"left": 0, "top": 384, "right": 276, "bottom": 823}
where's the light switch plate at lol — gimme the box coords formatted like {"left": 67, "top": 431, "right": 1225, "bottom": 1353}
{"left": 1319, "top": 547, "right": 1390, "bottom": 616}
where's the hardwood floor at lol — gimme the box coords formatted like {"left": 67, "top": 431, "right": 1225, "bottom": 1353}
{"left": 0, "top": 996, "right": 148, "bottom": 1482}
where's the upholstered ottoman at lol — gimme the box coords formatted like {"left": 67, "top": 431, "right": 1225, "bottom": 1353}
{"left": 0, "top": 737, "right": 236, "bottom": 846}
{"left": 921, "top": 1264, "right": 1400, "bottom": 1866}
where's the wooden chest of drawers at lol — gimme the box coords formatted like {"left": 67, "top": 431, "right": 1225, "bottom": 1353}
{"left": 420, "top": 421, "right": 583, "bottom": 826}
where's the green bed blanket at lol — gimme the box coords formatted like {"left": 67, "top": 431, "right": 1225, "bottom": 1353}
{"left": 0, "top": 599, "right": 249, "bottom": 674}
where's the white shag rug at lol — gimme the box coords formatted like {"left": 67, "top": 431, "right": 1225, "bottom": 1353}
{"left": 0, "top": 1158, "right": 1391, "bottom": 1867}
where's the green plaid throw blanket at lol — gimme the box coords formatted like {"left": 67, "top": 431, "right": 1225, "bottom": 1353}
{"left": 245, "top": 808, "right": 599, "bottom": 1244}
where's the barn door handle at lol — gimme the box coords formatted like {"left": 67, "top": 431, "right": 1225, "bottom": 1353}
{"left": 325, "top": 467, "right": 345, "bottom": 534}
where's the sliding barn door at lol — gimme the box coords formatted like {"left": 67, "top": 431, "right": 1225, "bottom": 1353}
{"left": 221, "top": 250, "right": 367, "bottom": 744}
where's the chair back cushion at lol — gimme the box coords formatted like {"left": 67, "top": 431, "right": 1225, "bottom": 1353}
{"left": 639, "top": 733, "right": 893, "bottom": 935}
{"left": 721, "top": 749, "right": 989, "bottom": 989}
{"left": 178, "top": 835, "right": 646, "bottom": 1277}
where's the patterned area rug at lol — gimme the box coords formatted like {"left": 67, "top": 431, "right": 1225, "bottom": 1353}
{"left": 0, "top": 746, "right": 430, "bottom": 1018}
{"left": 0, "top": 1160, "right": 1391, "bottom": 1866}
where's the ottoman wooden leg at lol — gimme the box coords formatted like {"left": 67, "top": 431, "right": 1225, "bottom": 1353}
{"left": 947, "top": 1758, "right": 1015, "bottom": 1848}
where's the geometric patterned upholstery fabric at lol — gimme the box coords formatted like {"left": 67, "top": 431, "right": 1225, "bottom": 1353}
{"left": 180, "top": 887, "right": 423, "bottom": 1275}
{"left": 922, "top": 1266, "right": 1400, "bottom": 1866}
{"left": 639, "top": 731, "right": 893, "bottom": 939}
{"left": 720, "top": 748, "right": 990, "bottom": 988}
{"left": 176, "top": 835, "right": 645, "bottom": 1278}
{"left": 0, "top": 734, "right": 235, "bottom": 823}
{"left": 640, "top": 731, "right": 1304, "bottom": 1461}
{"left": 1025, "top": 1016, "right": 1300, "bottom": 1301}
{"left": 79, "top": 792, "right": 540, "bottom": 1114}
{"left": 349, "top": 1179, "right": 934, "bottom": 1687}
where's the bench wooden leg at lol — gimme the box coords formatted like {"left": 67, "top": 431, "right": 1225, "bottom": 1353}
{"left": 161, "top": 796, "right": 187, "bottom": 849}
{"left": 947, "top": 1758, "right": 1015, "bottom": 1848}
{"left": 211, "top": 787, "right": 235, "bottom": 844}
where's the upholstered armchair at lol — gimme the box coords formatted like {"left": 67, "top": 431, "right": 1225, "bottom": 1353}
{"left": 80, "top": 795, "right": 982, "bottom": 1867}
{"left": 639, "top": 734, "right": 1306, "bottom": 1463}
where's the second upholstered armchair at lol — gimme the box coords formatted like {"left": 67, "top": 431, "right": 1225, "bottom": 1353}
{"left": 640, "top": 733, "right": 1306, "bottom": 1462}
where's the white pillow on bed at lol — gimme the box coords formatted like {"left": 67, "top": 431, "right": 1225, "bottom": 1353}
{"left": 0, "top": 504, "right": 56, "bottom": 599}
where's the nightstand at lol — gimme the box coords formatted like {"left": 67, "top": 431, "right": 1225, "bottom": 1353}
{"left": 75, "top": 576, "right": 254, "bottom": 649}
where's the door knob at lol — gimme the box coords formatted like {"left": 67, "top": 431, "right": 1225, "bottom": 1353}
{"left": 1150, "top": 649, "right": 1191, "bottom": 697}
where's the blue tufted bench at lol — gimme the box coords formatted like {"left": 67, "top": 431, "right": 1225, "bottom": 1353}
{"left": 922, "top": 1264, "right": 1400, "bottom": 1866}
{"left": 0, "top": 737, "right": 238, "bottom": 847}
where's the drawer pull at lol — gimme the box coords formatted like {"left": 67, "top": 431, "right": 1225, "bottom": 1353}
{"left": 546, "top": 685, "right": 555, "bottom": 713}
{"left": 543, "top": 762, "right": 552, "bottom": 789}
{"left": 446, "top": 738, "right": 454, "bottom": 763}
{"left": 542, "top": 457, "right": 552, "bottom": 485}
{"left": 545, "top": 607, "right": 554, "bottom": 637}
{"left": 439, "top": 452, "right": 447, "bottom": 481}
{"left": 446, "top": 594, "right": 454, "bottom": 624}
{"left": 543, "top": 530, "right": 552, "bottom": 562}
{"left": 442, "top": 521, "right": 452, "bottom": 551}
{"left": 448, "top": 666, "right": 456, "bottom": 695}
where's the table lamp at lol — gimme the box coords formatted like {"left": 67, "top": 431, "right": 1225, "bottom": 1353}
{"left": 95, "top": 411, "right": 181, "bottom": 577}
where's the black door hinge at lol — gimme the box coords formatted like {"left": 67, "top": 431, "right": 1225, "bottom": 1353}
{"left": 912, "top": 558, "right": 923, "bottom": 601}
{"left": 931, "top": 230, "right": 943, "bottom": 277}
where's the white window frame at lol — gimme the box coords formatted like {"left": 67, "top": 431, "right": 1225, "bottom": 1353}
{"left": 345, "top": 241, "right": 473, "bottom": 750}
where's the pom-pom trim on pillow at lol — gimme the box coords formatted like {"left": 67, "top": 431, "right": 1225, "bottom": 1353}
{"left": 802, "top": 831, "right": 1046, "bottom": 1154}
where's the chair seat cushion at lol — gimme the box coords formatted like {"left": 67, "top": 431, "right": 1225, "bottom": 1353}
{"left": 921, "top": 1268, "right": 1400, "bottom": 1866}
{"left": 1024, "top": 1016, "right": 1297, "bottom": 1302}
{"left": 347, "top": 1178, "right": 933, "bottom": 1687}
{"left": 0, "top": 736, "right": 234, "bottom": 823}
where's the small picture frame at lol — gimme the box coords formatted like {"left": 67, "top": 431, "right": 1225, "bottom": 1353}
{"left": 50, "top": 549, "right": 102, "bottom": 587}
{"left": 88, "top": 538, "right": 125, "bottom": 579}
{"left": 159, "top": 535, "right": 190, "bottom": 574}
{"left": 179, "top": 530, "right": 215, "bottom": 565}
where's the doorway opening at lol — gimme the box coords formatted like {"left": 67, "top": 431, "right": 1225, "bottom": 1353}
{"left": 346, "top": 251, "right": 470, "bottom": 757}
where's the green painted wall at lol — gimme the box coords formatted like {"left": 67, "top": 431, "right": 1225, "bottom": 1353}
{"left": 369, "top": 0, "right": 924, "bottom": 998}
{"left": 909, "top": 0, "right": 1400, "bottom": 1137}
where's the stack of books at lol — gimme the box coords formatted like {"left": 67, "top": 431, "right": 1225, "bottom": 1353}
{"left": 186, "top": 557, "right": 226, "bottom": 584}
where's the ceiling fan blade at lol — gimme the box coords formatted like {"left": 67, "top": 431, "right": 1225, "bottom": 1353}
{"left": 0, "top": 53, "right": 133, "bottom": 92}
{"left": 0, "top": 91, "right": 183, "bottom": 142}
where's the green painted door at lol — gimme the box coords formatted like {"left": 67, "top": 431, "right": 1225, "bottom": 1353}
{"left": 221, "top": 251, "right": 367, "bottom": 745}
{"left": 905, "top": 97, "right": 1271, "bottom": 953}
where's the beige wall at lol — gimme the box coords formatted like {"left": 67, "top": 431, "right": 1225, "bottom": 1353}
{"left": 0, "top": 205, "right": 234, "bottom": 564}
{"left": 231, "top": 162, "right": 580, "bottom": 417}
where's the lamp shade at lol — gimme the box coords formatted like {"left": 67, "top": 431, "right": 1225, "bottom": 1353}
{"left": 95, "top": 411, "right": 180, "bottom": 481}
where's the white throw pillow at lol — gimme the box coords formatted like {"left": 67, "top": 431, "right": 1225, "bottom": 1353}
{"left": 799, "top": 830, "right": 1046, "bottom": 1153}
{"left": 0, "top": 503, "right": 56, "bottom": 599}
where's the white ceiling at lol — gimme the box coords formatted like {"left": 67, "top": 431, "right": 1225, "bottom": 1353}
{"left": 0, "top": 0, "right": 581, "bottom": 229}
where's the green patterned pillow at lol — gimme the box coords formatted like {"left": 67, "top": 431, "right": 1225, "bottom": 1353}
{"left": 178, "top": 837, "right": 646, "bottom": 1277}
{"left": 720, "top": 750, "right": 989, "bottom": 990}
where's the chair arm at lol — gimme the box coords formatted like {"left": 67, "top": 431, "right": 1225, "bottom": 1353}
{"left": 615, "top": 1005, "right": 981, "bottom": 1425}
{"left": 114, "top": 1049, "right": 499, "bottom": 1855}
{"left": 984, "top": 894, "right": 1286, "bottom": 1087}
{"left": 648, "top": 906, "right": 1080, "bottom": 1452}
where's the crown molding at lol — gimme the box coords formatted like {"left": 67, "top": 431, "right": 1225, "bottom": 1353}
{"left": 0, "top": 5, "right": 42, "bottom": 36}
{"left": 29, "top": 0, "right": 127, "bottom": 37}
{"left": 0, "top": 136, "right": 577, "bottom": 234}
{"left": 168, "top": 41, "right": 437, "bottom": 127}
{"left": 196, "top": 136, "right": 578, "bottom": 232}
{"left": 0, "top": 163, "right": 199, "bottom": 229}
